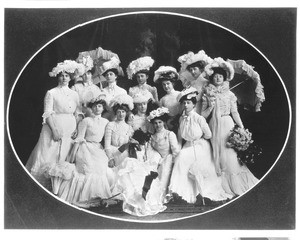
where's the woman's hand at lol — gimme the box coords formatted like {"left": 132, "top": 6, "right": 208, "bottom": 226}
{"left": 52, "top": 128, "right": 62, "bottom": 141}
{"left": 108, "top": 159, "right": 115, "bottom": 168}
{"left": 208, "top": 96, "right": 216, "bottom": 108}
{"left": 71, "top": 129, "right": 78, "bottom": 139}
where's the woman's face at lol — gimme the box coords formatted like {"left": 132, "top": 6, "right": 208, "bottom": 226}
{"left": 58, "top": 72, "right": 71, "bottom": 86}
{"left": 162, "top": 80, "right": 174, "bottom": 93}
{"left": 182, "top": 100, "right": 195, "bottom": 113}
{"left": 104, "top": 71, "right": 117, "bottom": 83}
{"left": 136, "top": 73, "right": 148, "bottom": 85}
{"left": 212, "top": 73, "right": 224, "bottom": 86}
{"left": 136, "top": 102, "right": 147, "bottom": 114}
{"left": 116, "top": 109, "right": 127, "bottom": 121}
{"left": 153, "top": 119, "right": 165, "bottom": 132}
{"left": 92, "top": 103, "right": 104, "bottom": 116}
{"left": 83, "top": 71, "right": 92, "bottom": 82}
{"left": 188, "top": 66, "right": 201, "bottom": 79}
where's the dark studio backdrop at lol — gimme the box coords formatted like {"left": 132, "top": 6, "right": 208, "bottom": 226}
{"left": 5, "top": 8, "right": 296, "bottom": 229}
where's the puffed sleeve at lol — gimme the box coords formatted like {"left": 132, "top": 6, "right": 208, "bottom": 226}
{"left": 73, "top": 92, "right": 84, "bottom": 118}
{"left": 104, "top": 122, "right": 114, "bottom": 159}
{"left": 74, "top": 118, "right": 88, "bottom": 143}
{"left": 42, "top": 90, "right": 55, "bottom": 124}
{"left": 198, "top": 115, "right": 212, "bottom": 139}
{"left": 168, "top": 131, "right": 180, "bottom": 158}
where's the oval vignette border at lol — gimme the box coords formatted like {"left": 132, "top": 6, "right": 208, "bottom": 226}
{"left": 5, "top": 10, "right": 294, "bottom": 226}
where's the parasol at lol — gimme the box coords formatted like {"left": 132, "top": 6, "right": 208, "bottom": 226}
{"left": 76, "top": 47, "right": 124, "bottom": 88}
{"left": 227, "top": 59, "right": 265, "bottom": 112}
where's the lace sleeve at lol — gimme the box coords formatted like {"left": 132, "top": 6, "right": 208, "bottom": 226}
{"left": 42, "top": 90, "right": 55, "bottom": 124}
{"left": 168, "top": 131, "right": 180, "bottom": 158}
{"left": 199, "top": 115, "right": 212, "bottom": 139}
{"left": 230, "top": 92, "right": 244, "bottom": 128}
{"left": 104, "top": 122, "right": 114, "bottom": 159}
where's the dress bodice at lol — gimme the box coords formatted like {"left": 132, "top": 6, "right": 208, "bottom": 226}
{"left": 105, "top": 121, "right": 134, "bottom": 148}
{"left": 42, "top": 86, "right": 80, "bottom": 123}
{"left": 150, "top": 129, "right": 179, "bottom": 158}
{"left": 76, "top": 116, "right": 109, "bottom": 143}
{"left": 179, "top": 110, "right": 212, "bottom": 142}
{"left": 102, "top": 83, "right": 127, "bottom": 105}
{"left": 159, "top": 90, "right": 181, "bottom": 116}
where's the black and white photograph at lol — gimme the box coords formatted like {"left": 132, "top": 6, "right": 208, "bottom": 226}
{"left": 3, "top": 2, "right": 296, "bottom": 234}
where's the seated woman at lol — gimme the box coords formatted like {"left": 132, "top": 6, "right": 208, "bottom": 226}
{"left": 104, "top": 94, "right": 135, "bottom": 171}
{"left": 115, "top": 129, "right": 165, "bottom": 217}
{"left": 48, "top": 95, "right": 112, "bottom": 206}
{"left": 147, "top": 107, "right": 180, "bottom": 203}
{"left": 153, "top": 66, "right": 182, "bottom": 133}
{"left": 127, "top": 92, "right": 155, "bottom": 134}
{"left": 169, "top": 87, "right": 233, "bottom": 205}
{"left": 127, "top": 56, "right": 159, "bottom": 102}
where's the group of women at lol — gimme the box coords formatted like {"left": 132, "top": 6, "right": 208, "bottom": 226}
{"left": 25, "top": 49, "right": 259, "bottom": 217}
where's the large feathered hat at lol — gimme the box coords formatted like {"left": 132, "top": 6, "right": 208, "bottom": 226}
{"left": 126, "top": 56, "right": 155, "bottom": 80}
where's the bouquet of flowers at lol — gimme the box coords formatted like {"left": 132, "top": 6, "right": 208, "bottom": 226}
{"left": 226, "top": 125, "right": 262, "bottom": 165}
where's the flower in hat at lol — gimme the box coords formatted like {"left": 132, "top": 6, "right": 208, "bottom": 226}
{"left": 177, "top": 50, "right": 213, "bottom": 72}
{"left": 126, "top": 56, "right": 155, "bottom": 79}
{"left": 132, "top": 92, "right": 152, "bottom": 104}
{"left": 147, "top": 107, "right": 169, "bottom": 121}
{"left": 153, "top": 66, "right": 179, "bottom": 83}
{"left": 204, "top": 57, "right": 235, "bottom": 81}
{"left": 176, "top": 86, "right": 199, "bottom": 102}
{"left": 76, "top": 55, "right": 94, "bottom": 76}
{"left": 109, "top": 94, "right": 134, "bottom": 111}
{"left": 49, "top": 60, "right": 82, "bottom": 77}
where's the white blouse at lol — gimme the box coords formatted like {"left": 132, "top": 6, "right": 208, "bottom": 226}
{"left": 42, "top": 86, "right": 80, "bottom": 124}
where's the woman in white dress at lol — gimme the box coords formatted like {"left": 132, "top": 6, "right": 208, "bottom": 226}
{"left": 201, "top": 58, "right": 259, "bottom": 196}
{"left": 127, "top": 56, "right": 159, "bottom": 102}
{"left": 177, "top": 50, "right": 213, "bottom": 114}
{"left": 26, "top": 60, "right": 83, "bottom": 191}
{"left": 147, "top": 107, "right": 180, "bottom": 202}
{"left": 169, "top": 87, "right": 233, "bottom": 205}
{"left": 49, "top": 95, "right": 112, "bottom": 204}
{"left": 154, "top": 66, "right": 182, "bottom": 133}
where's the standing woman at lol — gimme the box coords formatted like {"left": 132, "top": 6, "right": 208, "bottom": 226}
{"left": 147, "top": 107, "right": 180, "bottom": 202}
{"left": 127, "top": 56, "right": 159, "bottom": 102}
{"left": 177, "top": 50, "right": 213, "bottom": 114}
{"left": 99, "top": 56, "right": 127, "bottom": 120}
{"left": 169, "top": 87, "right": 232, "bottom": 204}
{"left": 72, "top": 56, "right": 102, "bottom": 117}
{"left": 201, "top": 58, "right": 258, "bottom": 196}
{"left": 154, "top": 66, "right": 182, "bottom": 133}
{"left": 26, "top": 60, "right": 83, "bottom": 191}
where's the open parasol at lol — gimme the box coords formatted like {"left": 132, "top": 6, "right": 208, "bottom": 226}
{"left": 76, "top": 47, "right": 124, "bottom": 88}
{"left": 227, "top": 59, "right": 265, "bottom": 112}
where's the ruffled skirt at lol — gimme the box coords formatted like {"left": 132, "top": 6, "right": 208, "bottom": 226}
{"left": 210, "top": 116, "right": 259, "bottom": 196}
{"left": 25, "top": 114, "right": 76, "bottom": 191}
{"left": 115, "top": 147, "right": 167, "bottom": 216}
{"left": 49, "top": 141, "right": 112, "bottom": 204}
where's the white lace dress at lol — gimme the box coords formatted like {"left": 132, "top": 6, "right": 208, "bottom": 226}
{"left": 25, "top": 86, "right": 80, "bottom": 190}
{"left": 202, "top": 83, "right": 259, "bottom": 196}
